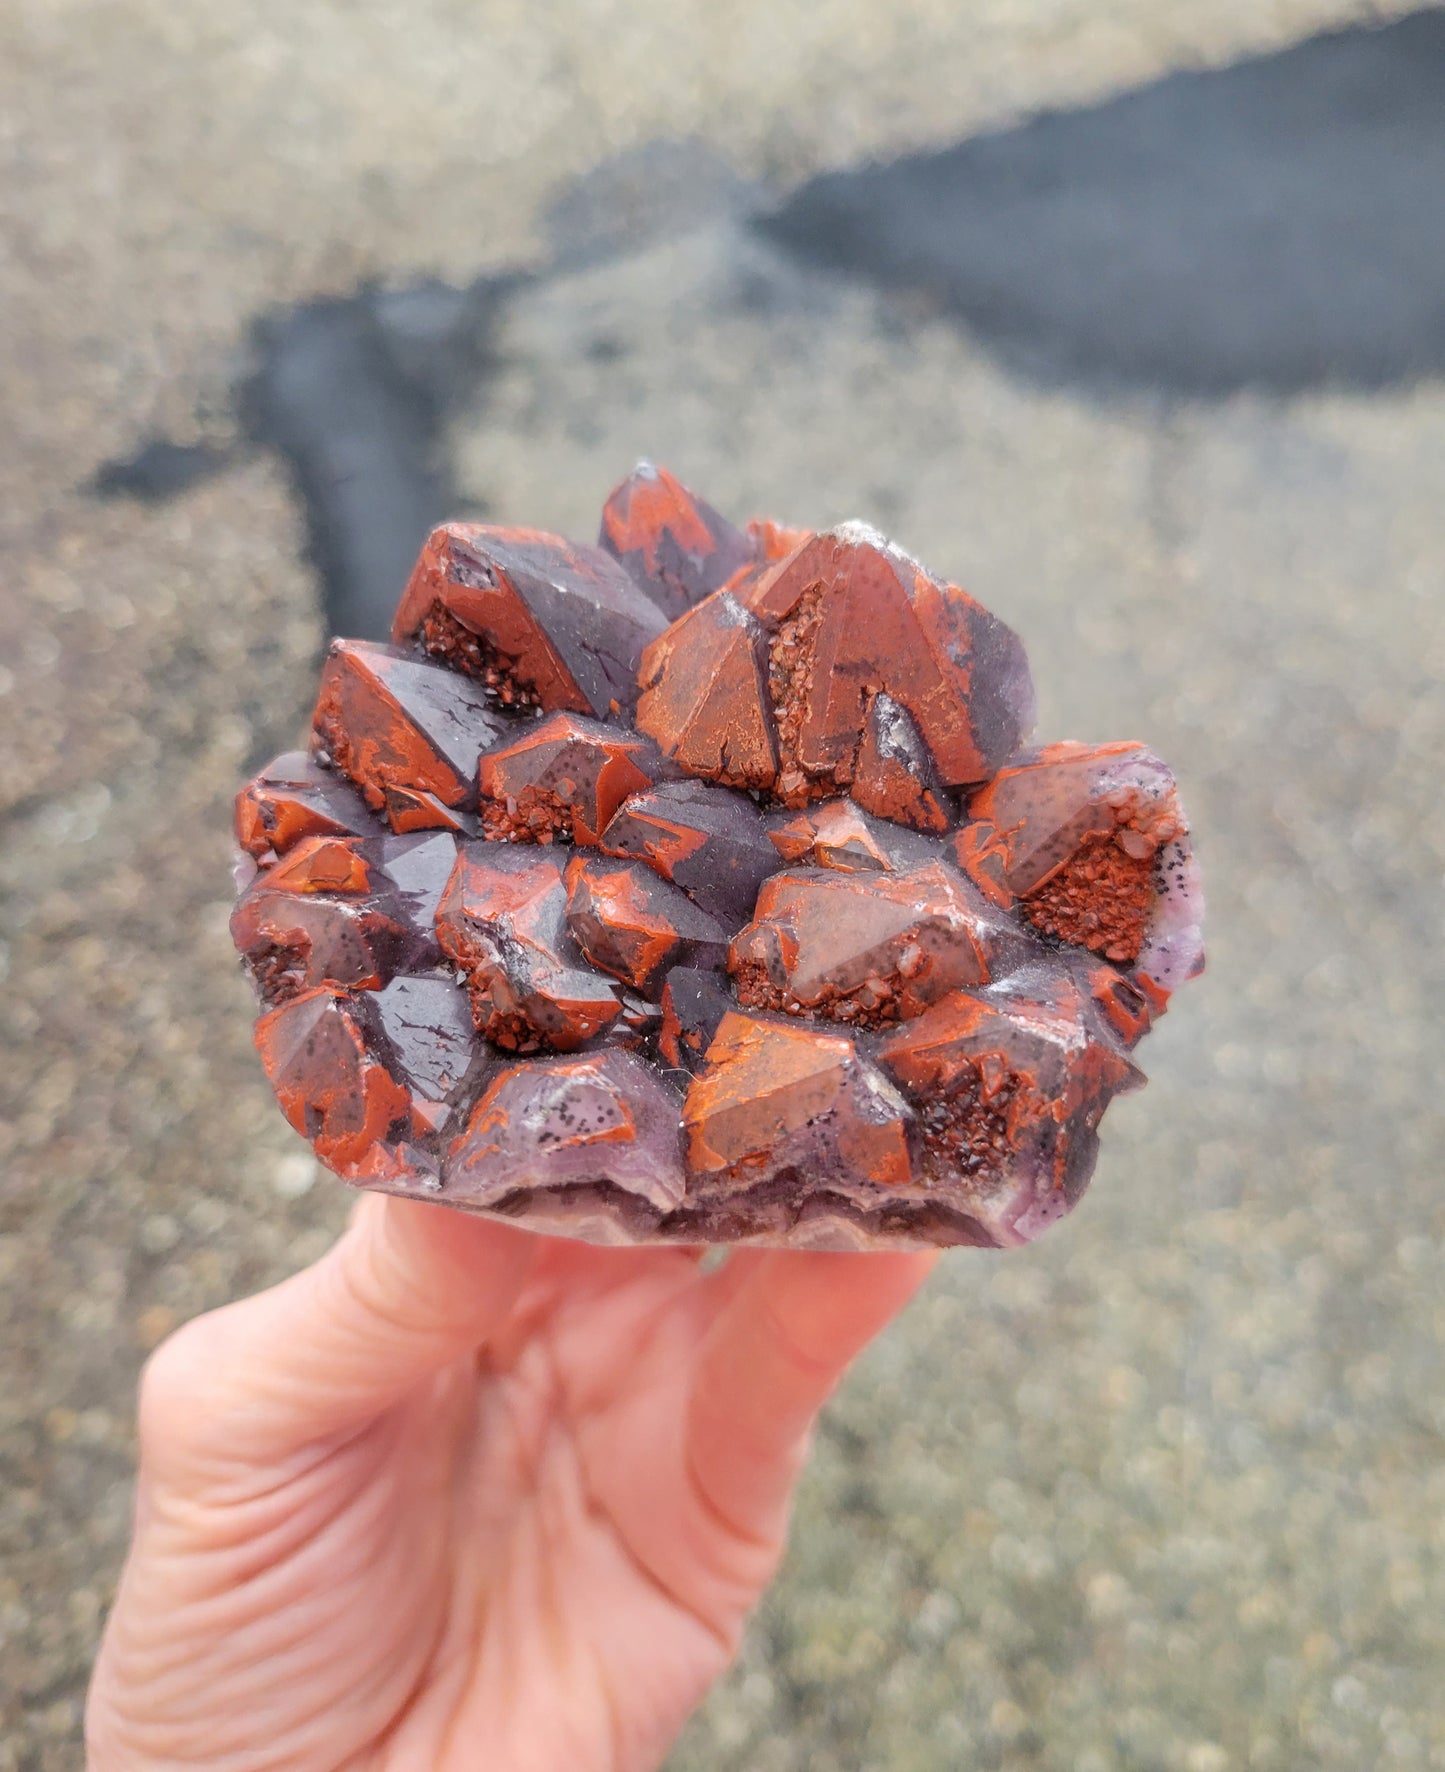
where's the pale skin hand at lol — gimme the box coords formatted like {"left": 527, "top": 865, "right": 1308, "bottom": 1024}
{"left": 87, "top": 1195, "right": 934, "bottom": 1771}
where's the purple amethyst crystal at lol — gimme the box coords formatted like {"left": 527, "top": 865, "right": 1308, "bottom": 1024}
{"left": 232, "top": 468, "right": 1204, "bottom": 1250}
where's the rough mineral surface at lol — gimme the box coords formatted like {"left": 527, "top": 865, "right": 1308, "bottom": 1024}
{"left": 233, "top": 465, "right": 1204, "bottom": 1249}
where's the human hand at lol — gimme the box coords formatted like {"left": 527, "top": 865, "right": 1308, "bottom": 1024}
{"left": 87, "top": 1195, "right": 933, "bottom": 1770}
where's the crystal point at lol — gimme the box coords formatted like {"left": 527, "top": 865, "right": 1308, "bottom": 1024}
{"left": 599, "top": 462, "right": 753, "bottom": 616}
{"left": 392, "top": 523, "right": 667, "bottom": 717}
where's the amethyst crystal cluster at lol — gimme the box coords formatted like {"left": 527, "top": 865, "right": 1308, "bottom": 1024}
{"left": 232, "top": 465, "right": 1204, "bottom": 1250}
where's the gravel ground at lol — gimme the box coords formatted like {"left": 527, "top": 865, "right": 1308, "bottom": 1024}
{"left": 1, "top": 3, "right": 1440, "bottom": 1769}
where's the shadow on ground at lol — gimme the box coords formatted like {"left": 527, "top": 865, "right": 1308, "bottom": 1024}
{"left": 95, "top": 9, "right": 1445, "bottom": 642}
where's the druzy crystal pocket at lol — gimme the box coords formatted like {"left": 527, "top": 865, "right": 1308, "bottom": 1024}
{"left": 233, "top": 464, "right": 1203, "bottom": 1250}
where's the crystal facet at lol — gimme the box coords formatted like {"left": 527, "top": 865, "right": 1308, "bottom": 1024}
{"left": 312, "top": 640, "right": 505, "bottom": 815}
{"left": 657, "top": 965, "right": 736, "bottom": 1073}
{"left": 850, "top": 691, "right": 955, "bottom": 832}
{"left": 964, "top": 741, "right": 1205, "bottom": 998}
{"left": 391, "top": 523, "right": 668, "bottom": 717}
{"left": 598, "top": 777, "right": 778, "bottom": 925}
{"left": 235, "top": 750, "right": 372, "bottom": 860}
{"left": 231, "top": 835, "right": 429, "bottom": 1002}
{"left": 637, "top": 525, "right": 1037, "bottom": 805}
{"left": 683, "top": 1012, "right": 920, "bottom": 1198}
{"left": 565, "top": 855, "right": 731, "bottom": 993}
{"left": 254, "top": 984, "right": 472, "bottom": 1188}
{"left": 635, "top": 592, "right": 778, "bottom": 789}
{"left": 233, "top": 468, "right": 1202, "bottom": 1249}
{"left": 766, "top": 799, "right": 939, "bottom": 874}
{"left": 875, "top": 961, "right": 1143, "bottom": 1246}
{"left": 446, "top": 1049, "right": 686, "bottom": 1213}
{"left": 435, "top": 844, "right": 623, "bottom": 1052}
{"left": 599, "top": 461, "right": 753, "bottom": 617}
{"left": 728, "top": 861, "right": 1031, "bottom": 1027}
{"left": 477, "top": 712, "right": 659, "bottom": 846}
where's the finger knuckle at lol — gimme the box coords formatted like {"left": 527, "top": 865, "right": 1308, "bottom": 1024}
{"left": 135, "top": 1313, "right": 221, "bottom": 1455}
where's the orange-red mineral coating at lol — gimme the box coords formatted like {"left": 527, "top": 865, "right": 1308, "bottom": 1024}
{"left": 255, "top": 988, "right": 433, "bottom": 1183}
{"left": 947, "top": 822, "right": 1016, "bottom": 908}
{"left": 235, "top": 751, "right": 371, "bottom": 860}
{"left": 738, "top": 526, "right": 1036, "bottom": 791}
{"left": 599, "top": 790, "right": 708, "bottom": 877}
{"left": 763, "top": 578, "right": 832, "bottom": 805}
{"left": 635, "top": 525, "right": 1035, "bottom": 806}
{"left": 382, "top": 785, "right": 479, "bottom": 837}
{"left": 657, "top": 966, "right": 735, "bottom": 1072}
{"left": 635, "top": 592, "right": 778, "bottom": 789}
{"left": 747, "top": 517, "right": 810, "bottom": 564}
{"left": 391, "top": 523, "right": 668, "bottom": 718}
{"left": 231, "top": 852, "right": 410, "bottom": 1002}
{"left": 967, "top": 741, "right": 1182, "bottom": 888}
{"left": 564, "top": 855, "right": 729, "bottom": 994}
{"left": 874, "top": 972, "right": 1142, "bottom": 1238}
{"left": 234, "top": 464, "right": 1202, "bottom": 1248}
{"left": 728, "top": 860, "right": 1024, "bottom": 1028}
{"left": 688, "top": 1013, "right": 853, "bottom": 1167}
{"left": 435, "top": 846, "right": 623, "bottom": 1052}
{"left": 767, "top": 799, "right": 936, "bottom": 874}
{"left": 565, "top": 856, "right": 687, "bottom": 992}
{"left": 683, "top": 1011, "right": 916, "bottom": 1187}
{"left": 768, "top": 800, "right": 889, "bottom": 871}
{"left": 599, "top": 462, "right": 753, "bottom": 616}
{"left": 693, "top": 516, "right": 814, "bottom": 611}
{"left": 1072, "top": 953, "right": 1156, "bottom": 1048}
{"left": 391, "top": 523, "right": 595, "bottom": 708}
{"left": 1023, "top": 834, "right": 1155, "bottom": 963}
{"left": 878, "top": 977, "right": 1140, "bottom": 1128}
{"left": 598, "top": 779, "right": 777, "bottom": 925}
{"left": 849, "top": 691, "right": 954, "bottom": 833}
{"left": 966, "top": 741, "right": 1187, "bottom": 965}
{"left": 477, "top": 712, "right": 657, "bottom": 847}
{"left": 264, "top": 834, "right": 373, "bottom": 896}
{"left": 312, "top": 640, "right": 505, "bottom": 812}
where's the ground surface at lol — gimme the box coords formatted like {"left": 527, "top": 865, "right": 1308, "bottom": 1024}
{"left": 2, "top": 3, "right": 1444, "bottom": 1768}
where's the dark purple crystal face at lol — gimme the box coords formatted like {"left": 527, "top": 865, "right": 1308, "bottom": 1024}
{"left": 234, "top": 466, "right": 1204, "bottom": 1250}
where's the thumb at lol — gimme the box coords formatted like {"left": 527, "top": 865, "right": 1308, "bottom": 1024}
{"left": 138, "top": 1194, "right": 537, "bottom": 1480}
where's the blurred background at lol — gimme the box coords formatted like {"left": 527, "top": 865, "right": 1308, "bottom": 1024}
{"left": 3, "top": 2, "right": 1444, "bottom": 1767}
